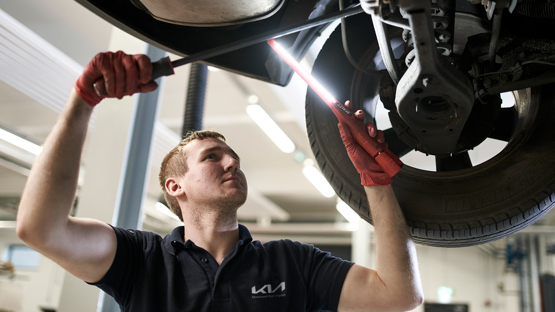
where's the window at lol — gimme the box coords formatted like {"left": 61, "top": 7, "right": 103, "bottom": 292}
{"left": 2, "top": 245, "right": 41, "bottom": 270}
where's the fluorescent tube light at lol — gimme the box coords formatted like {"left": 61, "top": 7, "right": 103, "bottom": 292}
{"left": 155, "top": 202, "right": 180, "bottom": 221}
{"left": 0, "top": 221, "right": 17, "bottom": 229}
{"left": 246, "top": 104, "right": 295, "bottom": 153}
{"left": 302, "top": 165, "right": 335, "bottom": 198}
{"left": 0, "top": 128, "right": 42, "bottom": 155}
{"left": 336, "top": 200, "right": 360, "bottom": 226}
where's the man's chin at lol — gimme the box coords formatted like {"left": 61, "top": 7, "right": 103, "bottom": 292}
{"left": 233, "top": 193, "right": 248, "bottom": 208}
{"left": 221, "top": 191, "right": 247, "bottom": 210}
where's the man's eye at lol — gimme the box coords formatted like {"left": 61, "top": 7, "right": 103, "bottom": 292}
{"left": 206, "top": 154, "right": 215, "bottom": 160}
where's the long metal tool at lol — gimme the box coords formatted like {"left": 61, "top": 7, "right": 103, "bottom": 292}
{"left": 149, "top": 5, "right": 365, "bottom": 79}
{"left": 94, "top": 5, "right": 365, "bottom": 90}
{"left": 94, "top": 4, "right": 364, "bottom": 90}
{"left": 266, "top": 39, "right": 403, "bottom": 176}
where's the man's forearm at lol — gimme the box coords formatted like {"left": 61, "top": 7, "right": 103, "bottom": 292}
{"left": 17, "top": 90, "right": 94, "bottom": 246}
{"left": 365, "top": 185, "right": 423, "bottom": 308}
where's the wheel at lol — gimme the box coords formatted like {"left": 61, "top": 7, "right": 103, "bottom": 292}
{"left": 305, "top": 13, "right": 555, "bottom": 247}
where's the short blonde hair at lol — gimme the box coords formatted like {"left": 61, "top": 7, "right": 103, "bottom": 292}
{"left": 158, "top": 130, "right": 226, "bottom": 221}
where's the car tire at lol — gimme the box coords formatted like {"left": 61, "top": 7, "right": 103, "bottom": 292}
{"left": 305, "top": 16, "right": 555, "bottom": 247}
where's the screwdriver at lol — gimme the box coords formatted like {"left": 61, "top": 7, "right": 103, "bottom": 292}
{"left": 266, "top": 39, "right": 403, "bottom": 177}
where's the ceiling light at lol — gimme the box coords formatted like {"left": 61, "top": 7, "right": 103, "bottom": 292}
{"left": 336, "top": 199, "right": 360, "bottom": 227}
{"left": 294, "top": 151, "right": 305, "bottom": 162}
{"left": 302, "top": 165, "right": 335, "bottom": 198}
{"left": 207, "top": 66, "right": 220, "bottom": 72}
{"left": 247, "top": 95, "right": 259, "bottom": 104}
{"left": 437, "top": 286, "right": 454, "bottom": 304}
{"left": 246, "top": 104, "right": 295, "bottom": 153}
{"left": 0, "top": 221, "right": 17, "bottom": 229}
{"left": 0, "top": 128, "right": 42, "bottom": 155}
{"left": 155, "top": 202, "right": 180, "bottom": 221}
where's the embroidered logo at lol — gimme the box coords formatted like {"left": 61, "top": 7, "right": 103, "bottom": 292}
{"left": 251, "top": 282, "right": 286, "bottom": 299}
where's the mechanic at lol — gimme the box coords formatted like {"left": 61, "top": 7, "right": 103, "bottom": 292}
{"left": 16, "top": 51, "right": 423, "bottom": 312}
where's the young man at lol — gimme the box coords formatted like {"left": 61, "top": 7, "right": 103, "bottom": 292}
{"left": 16, "top": 51, "right": 423, "bottom": 311}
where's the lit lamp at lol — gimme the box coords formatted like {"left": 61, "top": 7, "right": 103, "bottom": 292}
{"left": 336, "top": 199, "right": 360, "bottom": 231}
{"left": 437, "top": 286, "right": 454, "bottom": 304}
{"left": 0, "top": 128, "right": 42, "bottom": 155}
{"left": 302, "top": 159, "right": 335, "bottom": 198}
{"left": 246, "top": 104, "right": 295, "bottom": 154}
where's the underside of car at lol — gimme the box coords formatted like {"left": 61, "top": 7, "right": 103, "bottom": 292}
{"left": 76, "top": 0, "right": 555, "bottom": 247}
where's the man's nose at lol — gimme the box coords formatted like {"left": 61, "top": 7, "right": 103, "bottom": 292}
{"left": 223, "top": 155, "right": 239, "bottom": 172}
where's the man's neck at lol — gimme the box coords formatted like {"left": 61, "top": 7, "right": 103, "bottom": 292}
{"left": 182, "top": 210, "right": 240, "bottom": 265}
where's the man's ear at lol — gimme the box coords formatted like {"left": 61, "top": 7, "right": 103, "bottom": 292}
{"left": 165, "top": 178, "right": 185, "bottom": 198}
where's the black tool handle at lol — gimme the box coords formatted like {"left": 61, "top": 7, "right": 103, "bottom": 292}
{"left": 151, "top": 56, "right": 175, "bottom": 80}
{"left": 92, "top": 56, "right": 174, "bottom": 96}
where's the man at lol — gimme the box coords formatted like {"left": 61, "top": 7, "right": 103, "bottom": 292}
{"left": 17, "top": 51, "right": 423, "bottom": 311}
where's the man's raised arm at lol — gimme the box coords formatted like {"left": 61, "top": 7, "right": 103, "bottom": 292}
{"left": 16, "top": 51, "right": 157, "bottom": 283}
{"left": 336, "top": 102, "right": 423, "bottom": 312}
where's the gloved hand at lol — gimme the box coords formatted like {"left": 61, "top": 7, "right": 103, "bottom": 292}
{"left": 74, "top": 51, "right": 158, "bottom": 106}
{"left": 338, "top": 101, "right": 392, "bottom": 186}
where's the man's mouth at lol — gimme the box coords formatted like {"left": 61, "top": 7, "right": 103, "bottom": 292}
{"left": 223, "top": 176, "right": 239, "bottom": 183}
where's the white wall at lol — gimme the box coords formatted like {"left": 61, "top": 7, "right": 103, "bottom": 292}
{"left": 410, "top": 244, "right": 519, "bottom": 312}
{"left": 0, "top": 228, "right": 66, "bottom": 312}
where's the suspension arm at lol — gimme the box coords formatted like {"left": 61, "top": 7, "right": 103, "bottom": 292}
{"left": 393, "top": 0, "right": 475, "bottom": 155}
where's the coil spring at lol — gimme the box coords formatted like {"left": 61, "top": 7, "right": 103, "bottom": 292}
{"left": 515, "top": 0, "right": 555, "bottom": 18}
{"left": 403, "top": 0, "right": 454, "bottom": 67}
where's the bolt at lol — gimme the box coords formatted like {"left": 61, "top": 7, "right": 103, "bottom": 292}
{"left": 438, "top": 33, "right": 447, "bottom": 42}
{"left": 483, "top": 79, "right": 492, "bottom": 88}
{"left": 422, "top": 76, "right": 435, "bottom": 87}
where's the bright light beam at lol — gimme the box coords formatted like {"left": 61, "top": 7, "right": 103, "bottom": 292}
{"left": 336, "top": 200, "right": 360, "bottom": 226}
{"left": 246, "top": 104, "right": 295, "bottom": 153}
{"left": 155, "top": 202, "right": 180, "bottom": 221}
{"left": 0, "top": 128, "right": 42, "bottom": 155}
{"left": 268, "top": 39, "right": 338, "bottom": 106}
{"left": 302, "top": 165, "right": 335, "bottom": 198}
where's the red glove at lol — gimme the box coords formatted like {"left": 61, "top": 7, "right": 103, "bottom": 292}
{"left": 338, "top": 102, "right": 392, "bottom": 186}
{"left": 74, "top": 51, "right": 158, "bottom": 106}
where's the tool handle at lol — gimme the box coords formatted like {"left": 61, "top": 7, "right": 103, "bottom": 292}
{"left": 332, "top": 101, "right": 403, "bottom": 177}
{"left": 151, "top": 56, "right": 174, "bottom": 80}
{"left": 92, "top": 56, "right": 174, "bottom": 94}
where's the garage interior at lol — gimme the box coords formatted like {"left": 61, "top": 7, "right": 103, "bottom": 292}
{"left": 0, "top": 0, "right": 554, "bottom": 311}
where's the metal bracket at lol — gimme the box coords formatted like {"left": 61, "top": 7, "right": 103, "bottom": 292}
{"left": 394, "top": 0, "right": 474, "bottom": 155}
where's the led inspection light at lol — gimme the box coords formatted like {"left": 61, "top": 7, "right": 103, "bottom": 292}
{"left": 267, "top": 39, "right": 403, "bottom": 177}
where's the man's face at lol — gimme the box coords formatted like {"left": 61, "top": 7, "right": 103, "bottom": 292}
{"left": 180, "top": 138, "right": 248, "bottom": 210}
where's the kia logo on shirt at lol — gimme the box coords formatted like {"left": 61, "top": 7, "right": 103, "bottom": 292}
{"left": 251, "top": 282, "right": 286, "bottom": 295}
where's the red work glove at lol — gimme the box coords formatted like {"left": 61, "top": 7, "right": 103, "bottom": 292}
{"left": 74, "top": 51, "right": 158, "bottom": 106}
{"left": 338, "top": 101, "right": 392, "bottom": 186}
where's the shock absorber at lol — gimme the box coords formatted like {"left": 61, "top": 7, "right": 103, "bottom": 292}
{"left": 402, "top": 0, "right": 456, "bottom": 67}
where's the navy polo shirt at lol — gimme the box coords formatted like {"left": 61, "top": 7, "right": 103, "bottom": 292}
{"left": 92, "top": 224, "right": 354, "bottom": 312}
